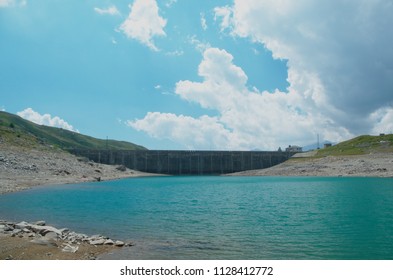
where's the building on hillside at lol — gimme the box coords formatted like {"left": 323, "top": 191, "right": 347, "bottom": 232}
{"left": 285, "top": 145, "right": 303, "bottom": 152}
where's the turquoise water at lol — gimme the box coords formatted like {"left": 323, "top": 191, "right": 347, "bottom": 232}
{"left": 1, "top": 176, "right": 393, "bottom": 259}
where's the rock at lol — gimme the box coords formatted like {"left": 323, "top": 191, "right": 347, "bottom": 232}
{"left": 30, "top": 237, "right": 57, "bottom": 247}
{"left": 116, "top": 165, "right": 127, "bottom": 172}
{"left": 59, "top": 228, "right": 70, "bottom": 235}
{"left": 104, "top": 239, "right": 114, "bottom": 245}
{"left": 34, "top": 221, "right": 46, "bottom": 226}
{"left": 115, "top": 241, "right": 125, "bottom": 247}
{"left": 11, "top": 229, "right": 22, "bottom": 236}
{"left": 62, "top": 244, "right": 79, "bottom": 253}
{"left": 15, "top": 221, "right": 31, "bottom": 229}
{"left": 89, "top": 239, "right": 106, "bottom": 245}
{"left": 31, "top": 225, "right": 62, "bottom": 236}
{"left": 44, "top": 231, "right": 59, "bottom": 241}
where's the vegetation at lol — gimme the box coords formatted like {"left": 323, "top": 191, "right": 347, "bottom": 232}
{"left": 0, "top": 111, "right": 147, "bottom": 151}
{"left": 315, "top": 134, "right": 393, "bottom": 157}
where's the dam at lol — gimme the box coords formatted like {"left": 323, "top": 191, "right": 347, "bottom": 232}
{"left": 70, "top": 150, "right": 295, "bottom": 175}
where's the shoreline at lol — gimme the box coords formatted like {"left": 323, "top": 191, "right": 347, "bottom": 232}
{"left": 228, "top": 153, "right": 393, "bottom": 177}
{"left": 0, "top": 145, "right": 158, "bottom": 260}
{"left": 0, "top": 219, "right": 131, "bottom": 260}
{"left": 0, "top": 145, "right": 160, "bottom": 195}
{"left": 1, "top": 144, "right": 392, "bottom": 260}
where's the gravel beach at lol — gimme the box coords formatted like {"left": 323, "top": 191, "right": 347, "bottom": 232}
{"left": 229, "top": 152, "right": 393, "bottom": 177}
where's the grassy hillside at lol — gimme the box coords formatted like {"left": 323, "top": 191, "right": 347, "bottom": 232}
{"left": 316, "top": 134, "right": 393, "bottom": 156}
{"left": 0, "top": 111, "right": 147, "bottom": 151}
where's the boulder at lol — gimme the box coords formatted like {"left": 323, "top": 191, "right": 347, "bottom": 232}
{"left": 34, "top": 221, "right": 46, "bottom": 226}
{"left": 115, "top": 241, "right": 125, "bottom": 247}
{"left": 31, "top": 225, "right": 62, "bottom": 236}
{"left": 44, "top": 231, "right": 59, "bottom": 241}
{"left": 62, "top": 244, "right": 79, "bottom": 253}
{"left": 89, "top": 239, "right": 106, "bottom": 245}
{"left": 59, "top": 228, "right": 70, "bottom": 235}
{"left": 30, "top": 237, "right": 57, "bottom": 247}
{"left": 104, "top": 239, "right": 114, "bottom": 245}
{"left": 11, "top": 229, "right": 22, "bottom": 236}
{"left": 15, "top": 221, "right": 31, "bottom": 229}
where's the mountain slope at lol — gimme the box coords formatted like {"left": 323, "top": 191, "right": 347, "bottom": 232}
{"left": 0, "top": 111, "right": 146, "bottom": 150}
{"left": 315, "top": 134, "right": 393, "bottom": 156}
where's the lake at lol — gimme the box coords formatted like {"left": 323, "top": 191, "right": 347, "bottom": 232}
{"left": 1, "top": 176, "right": 393, "bottom": 259}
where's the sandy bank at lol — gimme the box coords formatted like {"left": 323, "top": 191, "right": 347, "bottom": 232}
{"left": 229, "top": 152, "right": 393, "bottom": 177}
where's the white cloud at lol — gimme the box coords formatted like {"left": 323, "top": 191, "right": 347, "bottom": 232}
{"left": 119, "top": 0, "right": 167, "bottom": 51}
{"left": 94, "top": 5, "right": 120, "bottom": 16}
{"left": 128, "top": 112, "right": 240, "bottom": 150}
{"left": 17, "top": 108, "right": 79, "bottom": 133}
{"left": 128, "top": 48, "right": 352, "bottom": 150}
{"left": 165, "top": 0, "right": 177, "bottom": 8}
{"left": 214, "top": 6, "right": 233, "bottom": 32}
{"left": 216, "top": 0, "right": 393, "bottom": 135}
{"left": 370, "top": 107, "right": 393, "bottom": 135}
{"left": 200, "top": 13, "right": 208, "bottom": 30}
{"left": 129, "top": 1, "right": 393, "bottom": 150}
{"left": 188, "top": 35, "right": 211, "bottom": 53}
{"left": 166, "top": 50, "right": 184, "bottom": 56}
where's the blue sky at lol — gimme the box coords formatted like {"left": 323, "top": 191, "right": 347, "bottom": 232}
{"left": 1, "top": 0, "right": 393, "bottom": 150}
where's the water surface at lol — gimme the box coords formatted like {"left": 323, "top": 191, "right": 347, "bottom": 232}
{"left": 0, "top": 176, "right": 392, "bottom": 259}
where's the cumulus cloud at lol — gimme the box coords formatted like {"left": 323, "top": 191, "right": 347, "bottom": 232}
{"left": 119, "top": 0, "right": 166, "bottom": 51}
{"left": 17, "top": 108, "right": 79, "bottom": 133}
{"left": 217, "top": 0, "right": 393, "bottom": 135}
{"left": 128, "top": 1, "right": 393, "bottom": 150}
{"left": 129, "top": 112, "right": 240, "bottom": 150}
{"left": 128, "top": 48, "right": 352, "bottom": 150}
{"left": 94, "top": 5, "right": 120, "bottom": 16}
{"left": 370, "top": 107, "right": 393, "bottom": 135}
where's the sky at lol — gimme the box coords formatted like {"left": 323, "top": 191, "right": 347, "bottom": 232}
{"left": 1, "top": 0, "right": 393, "bottom": 151}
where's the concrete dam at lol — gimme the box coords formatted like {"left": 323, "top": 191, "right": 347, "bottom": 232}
{"left": 70, "top": 150, "right": 295, "bottom": 175}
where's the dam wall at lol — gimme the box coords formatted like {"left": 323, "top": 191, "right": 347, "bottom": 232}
{"left": 70, "top": 150, "right": 295, "bottom": 175}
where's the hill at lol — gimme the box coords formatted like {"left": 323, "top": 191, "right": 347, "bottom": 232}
{"left": 231, "top": 134, "right": 393, "bottom": 177}
{"left": 0, "top": 111, "right": 146, "bottom": 151}
{"left": 315, "top": 134, "right": 393, "bottom": 157}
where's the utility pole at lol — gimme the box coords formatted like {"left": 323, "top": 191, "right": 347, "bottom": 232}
{"left": 317, "top": 134, "right": 320, "bottom": 150}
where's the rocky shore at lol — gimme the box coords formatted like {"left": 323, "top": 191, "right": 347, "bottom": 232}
{"left": 0, "top": 145, "right": 158, "bottom": 195}
{"left": 230, "top": 152, "right": 393, "bottom": 177}
{"left": 0, "top": 140, "right": 158, "bottom": 259}
{"left": 0, "top": 220, "right": 131, "bottom": 260}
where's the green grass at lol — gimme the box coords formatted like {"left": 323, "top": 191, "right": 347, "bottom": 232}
{"left": 316, "top": 134, "right": 393, "bottom": 157}
{"left": 0, "top": 111, "right": 147, "bottom": 151}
